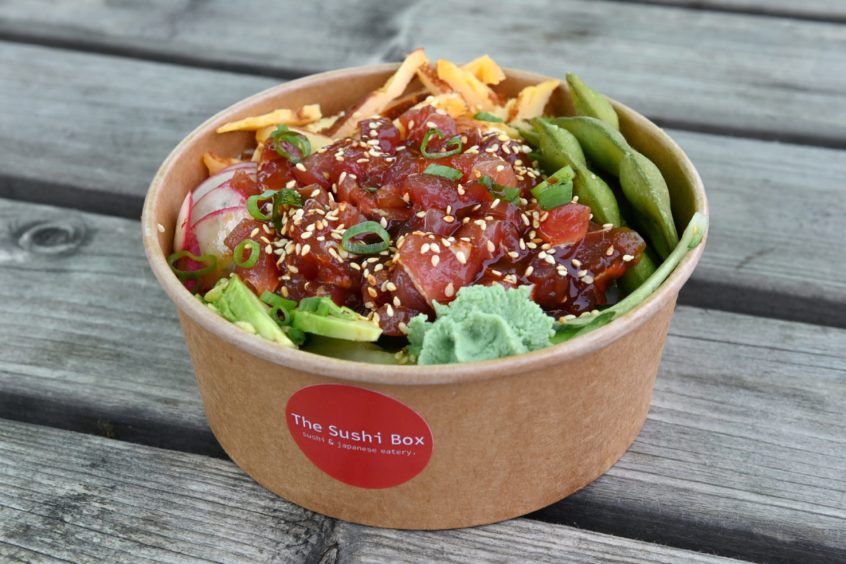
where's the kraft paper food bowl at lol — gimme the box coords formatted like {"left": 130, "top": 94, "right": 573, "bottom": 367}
{"left": 142, "top": 64, "right": 708, "bottom": 529}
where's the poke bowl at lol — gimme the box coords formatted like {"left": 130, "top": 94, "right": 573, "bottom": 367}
{"left": 142, "top": 50, "right": 707, "bottom": 529}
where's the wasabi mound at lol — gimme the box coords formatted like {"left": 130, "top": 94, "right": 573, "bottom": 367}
{"left": 407, "top": 285, "right": 555, "bottom": 365}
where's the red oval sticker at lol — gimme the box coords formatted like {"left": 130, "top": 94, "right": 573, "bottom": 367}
{"left": 285, "top": 384, "right": 434, "bottom": 489}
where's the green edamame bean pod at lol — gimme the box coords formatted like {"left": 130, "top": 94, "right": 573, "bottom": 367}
{"left": 532, "top": 119, "right": 621, "bottom": 226}
{"left": 619, "top": 151, "right": 679, "bottom": 259}
{"left": 620, "top": 247, "right": 658, "bottom": 294}
{"left": 533, "top": 118, "right": 586, "bottom": 169}
{"left": 548, "top": 116, "right": 629, "bottom": 177}
{"left": 566, "top": 73, "right": 620, "bottom": 130}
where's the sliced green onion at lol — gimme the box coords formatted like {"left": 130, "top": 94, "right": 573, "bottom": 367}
{"left": 479, "top": 176, "right": 520, "bottom": 203}
{"left": 233, "top": 239, "right": 260, "bottom": 268}
{"left": 270, "top": 188, "right": 303, "bottom": 230}
{"left": 531, "top": 165, "right": 575, "bottom": 210}
{"left": 536, "top": 185, "right": 572, "bottom": 210}
{"left": 420, "top": 128, "right": 463, "bottom": 159}
{"left": 341, "top": 221, "right": 391, "bottom": 255}
{"left": 424, "top": 164, "right": 463, "bottom": 181}
{"left": 473, "top": 111, "right": 503, "bottom": 123}
{"left": 271, "top": 124, "right": 311, "bottom": 163}
{"left": 261, "top": 291, "right": 297, "bottom": 325}
{"left": 167, "top": 250, "right": 217, "bottom": 281}
{"left": 246, "top": 190, "right": 276, "bottom": 221}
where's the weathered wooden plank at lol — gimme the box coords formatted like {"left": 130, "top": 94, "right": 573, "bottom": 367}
{"left": 0, "top": 419, "right": 741, "bottom": 564}
{"left": 0, "top": 42, "right": 276, "bottom": 217}
{"left": 1, "top": 1, "right": 844, "bottom": 145}
{"left": 643, "top": 0, "right": 846, "bottom": 21}
{"left": 2, "top": 44, "right": 845, "bottom": 324}
{"left": 0, "top": 199, "right": 844, "bottom": 561}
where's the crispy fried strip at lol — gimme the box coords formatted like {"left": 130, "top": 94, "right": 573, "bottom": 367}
{"left": 217, "top": 104, "right": 322, "bottom": 133}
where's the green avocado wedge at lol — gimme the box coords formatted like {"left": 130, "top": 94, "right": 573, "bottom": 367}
{"left": 204, "top": 275, "right": 295, "bottom": 348}
{"left": 292, "top": 296, "right": 382, "bottom": 342}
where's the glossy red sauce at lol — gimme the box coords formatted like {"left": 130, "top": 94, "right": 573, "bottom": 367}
{"left": 226, "top": 105, "right": 644, "bottom": 335}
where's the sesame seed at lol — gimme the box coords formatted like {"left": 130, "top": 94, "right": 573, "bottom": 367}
{"left": 301, "top": 244, "right": 311, "bottom": 256}
{"left": 577, "top": 269, "right": 588, "bottom": 278}
{"left": 288, "top": 265, "right": 299, "bottom": 274}
{"left": 398, "top": 321, "right": 408, "bottom": 334}
{"left": 264, "top": 244, "right": 273, "bottom": 254}
{"left": 455, "top": 251, "right": 467, "bottom": 264}
{"left": 386, "top": 304, "right": 395, "bottom": 317}
{"left": 486, "top": 240, "right": 495, "bottom": 253}
{"left": 374, "top": 263, "right": 384, "bottom": 272}
{"left": 606, "top": 246, "right": 615, "bottom": 256}
{"left": 350, "top": 262, "right": 362, "bottom": 271}
{"left": 301, "top": 231, "right": 313, "bottom": 239}
{"left": 544, "top": 255, "right": 556, "bottom": 265}
{"left": 431, "top": 255, "right": 440, "bottom": 267}
{"left": 421, "top": 243, "right": 430, "bottom": 254}
{"left": 386, "top": 282, "right": 397, "bottom": 292}
{"left": 444, "top": 282, "right": 455, "bottom": 297}
{"left": 443, "top": 215, "right": 455, "bottom": 223}
{"left": 295, "top": 162, "right": 307, "bottom": 171}
{"left": 538, "top": 251, "right": 548, "bottom": 260}
{"left": 156, "top": 223, "right": 165, "bottom": 233}
{"left": 572, "top": 259, "right": 582, "bottom": 268}
{"left": 583, "top": 275, "right": 595, "bottom": 284}
{"left": 393, "top": 296, "right": 401, "bottom": 307}
{"left": 367, "top": 287, "right": 378, "bottom": 298}
{"left": 623, "top": 254, "right": 635, "bottom": 262}
{"left": 280, "top": 286, "right": 289, "bottom": 297}
{"left": 524, "top": 265, "right": 534, "bottom": 277}
{"left": 491, "top": 198, "right": 501, "bottom": 208}
{"left": 430, "top": 243, "right": 440, "bottom": 254}
{"left": 508, "top": 251, "right": 519, "bottom": 258}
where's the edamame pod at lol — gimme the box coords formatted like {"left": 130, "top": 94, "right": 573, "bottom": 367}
{"left": 619, "top": 151, "right": 679, "bottom": 258}
{"left": 566, "top": 73, "right": 619, "bottom": 130}
{"left": 533, "top": 119, "right": 620, "bottom": 226}
{"left": 548, "top": 116, "right": 629, "bottom": 176}
{"left": 534, "top": 118, "right": 586, "bottom": 169}
{"left": 620, "top": 248, "right": 658, "bottom": 294}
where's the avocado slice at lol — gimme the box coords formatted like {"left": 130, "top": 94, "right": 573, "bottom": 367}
{"left": 292, "top": 297, "right": 382, "bottom": 342}
{"left": 204, "top": 275, "right": 295, "bottom": 348}
{"left": 302, "top": 335, "right": 399, "bottom": 364}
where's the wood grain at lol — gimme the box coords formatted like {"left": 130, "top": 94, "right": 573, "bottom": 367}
{"left": 0, "top": 419, "right": 742, "bottom": 563}
{"left": 1, "top": 43, "right": 844, "bottom": 325}
{"left": 640, "top": 0, "right": 846, "bottom": 21}
{"left": 0, "top": 198, "right": 843, "bottom": 561}
{"left": 0, "top": 0, "right": 844, "bottom": 145}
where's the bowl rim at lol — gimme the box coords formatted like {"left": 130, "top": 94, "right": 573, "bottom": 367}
{"left": 142, "top": 63, "right": 708, "bottom": 387}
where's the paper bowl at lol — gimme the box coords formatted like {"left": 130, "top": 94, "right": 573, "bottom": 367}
{"left": 142, "top": 64, "right": 707, "bottom": 529}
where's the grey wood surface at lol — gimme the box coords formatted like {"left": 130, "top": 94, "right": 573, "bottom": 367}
{"left": 0, "top": 418, "right": 742, "bottom": 564}
{"left": 0, "top": 200, "right": 843, "bottom": 561}
{"left": 2, "top": 43, "right": 845, "bottom": 327}
{"left": 644, "top": 0, "right": 846, "bottom": 21}
{"left": 1, "top": 1, "right": 844, "bottom": 146}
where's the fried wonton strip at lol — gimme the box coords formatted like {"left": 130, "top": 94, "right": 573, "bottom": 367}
{"left": 462, "top": 55, "right": 505, "bottom": 85}
{"left": 416, "top": 61, "right": 452, "bottom": 96}
{"left": 409, "top": 93, "right": 468, "bottom": 118}
{"left": 304, "top": 113, "right": 341, "bottom": 133}
{"left": 328, "top": 48, "right": 430, "bottom": 139}
{"left": 507, "top": 80, "right": 560, "bottom": 126}
{"left": 217, "top": 104, "right": 322, "bottom": 133}
{"left": 203, "top": 152, "right": 242, "bottom": 175}
{"left": 435, "top": 59, "right": 500, "bottom": 112}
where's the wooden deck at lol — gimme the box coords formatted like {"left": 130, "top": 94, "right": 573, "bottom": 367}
{"left": 0, "top": 1, "right": 844, "bottom": 561}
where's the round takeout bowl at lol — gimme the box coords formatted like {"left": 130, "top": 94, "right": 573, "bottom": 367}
{"left": 142, "top": 64, "right": 708, "bottom": 530}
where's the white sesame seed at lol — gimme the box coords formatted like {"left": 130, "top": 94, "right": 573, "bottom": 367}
{"left": 623, "top": 254, "right": 635, "bottom": 262}
{"left": 524, "top": 265, "right": 534, "bottom": 277}
{"left": 583, "top": 275, "right": 595, "bottom": 284}
{"left": 455, "top": 251, "right": 467, "bottom": 264}
{"left": 393, "top": 296, "right": 401, "bottom": 307}
{"left": 156, "top": 223, "right": 165, "bottom": 233}
{"left": 288, "top": 265, "right": 299, "bottom": 274}
{"left": 572, "top": 259, "right": 582, "bottom": 268}
{"left": 386, "top": 304, "right": 395, "bottom": 317}
{"left": 444, "top": 282, "right": 455, "bottom": 297}
{"left": 301, "top": 244, "right": 311, "bottom": 256}
{"left": 431, "top": 255, "right": 440, "bottom": 267}
{"left": 606, "top": 246, "right": 615, "bottom": 256}
{"left": 295, "top": 162, "right": 307, "bottom": 171}
{"left": 544, "top": 255, "right": 556, "bottom": 265}
{"left": 486, "top": 240, "right": 495, "bottom": 253}
{"left": 421, "top": 243, "right": 430, "bottom": 254}
{"left": 367, "top": 287, "right": 378, "bottom": 298}
{"left": 430, "top": 243, "right": 440, "bottom": 254}
{"left": 387, "top": 281, "right": 397, "bottom": 292}
{"left": 264, "top": 244, "right": 273, "bottom": 254}
{"left": 577, "top": 269, "right": 588, "bottom": 278}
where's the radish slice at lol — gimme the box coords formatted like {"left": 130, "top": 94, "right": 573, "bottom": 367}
{"left": 193, "top": 206, "right": 251, "bottom": 257}
{"left": 192, "top": 162, "right": 256, "bottom": 202}
{"left": 171, "top": 161, "right": 259, "bottom": 289}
